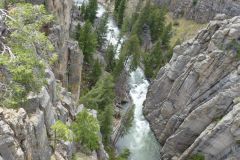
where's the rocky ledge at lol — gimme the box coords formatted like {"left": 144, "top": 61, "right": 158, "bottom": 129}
{"left": 144, "top": 16, "right": 240, "bottom": 159}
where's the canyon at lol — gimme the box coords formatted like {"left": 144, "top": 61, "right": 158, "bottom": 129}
{"left": 1, "top": 0, "right": 240, "bottom": 160}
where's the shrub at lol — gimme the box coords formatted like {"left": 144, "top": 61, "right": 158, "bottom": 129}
{"left": 192, "top": 0, "right": 198, "bottom": 6}
{"left": 51, "top": 120, "right": 73, "bottom": 150}
{"left": 226, "top": 39, "right": 240, "bottom": 59}
{"left": 0, "top": 3, "right": 54, "bottom": 107}
{"left": 189, "top": 153, "right": 205, "bottom": 160}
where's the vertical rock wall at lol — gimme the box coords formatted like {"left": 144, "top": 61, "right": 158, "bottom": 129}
{"left": 47, "top": 0, "right": 83, "bottom": 101}
{"left": 144, "top": 16, "right": 240, "bottom": 159}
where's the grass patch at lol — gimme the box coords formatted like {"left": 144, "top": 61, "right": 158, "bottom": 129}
{"left": 189, "top": 153, "right": 205, "bottom": 160}
{"left": 226, "top": 39, "right": 240, "bottom": 59}
{"left": 166, "top": 13, "right": 207, "bottom": 46}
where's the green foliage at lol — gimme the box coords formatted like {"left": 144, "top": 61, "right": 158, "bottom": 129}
{"left": 77, "top": 21, "right": 97, "bottom": 63}
{"left": 0, "top": 3, "right": 54, "bottom": 107}
{"left": 161, "top": 23, "right": 173, "bottom": 47}
{"left": 80, "top": 59, "right": 103, "bottom": 95}
{"left": 0, "top": 0, "right": 4, "bottom": 8}
{"left": 84, "top": 0, "right": 98, "bottom": 23}
{"left": 80, "top": 2, "right": 86, "bottom": 16}
{"left": 192, "top": 0, "right": 198, "bottom": 6}
{"left": 107, "top": 147, "right": 130, "bottom": 160}
{"left": 132, "top": 3, "right": 170, "bottom": 44}
{"left": 51, "top": 120, "right": 72, "bottom": 142}
{"left": 122, "top": 3, "right": 173, "bottom": 79}
{"left": 226, "top": 39, "right": 240, "bottom": 59}
{"left": 113, "top": 53, "right": 126, "bottom": 79}
{"left": 121, "top": 34, "right": 141, "bottom": 71}
{"left": 105, "top": 44, "right": 116, "bottom": 73}
{"left": 0, "top": 0, "right": 25, "bottom": 8}
{"left": 80, "top": 74, "right": 115, "bottom": 111}
{"left": 71, "top": 109, "right": 100, "bottom": 151}
{"left": 148, "top": 6, "right": 166, "bottom": 42}
{"left": 88, "top": 60, "right": 102, "bottom": 87}
{"left": 80, "top": 74, "right": 115, "bottom": 145}
{"left": 119, "top": 105, "right": 134, "bottom": 136}
{"left": 117, "top": 148, "right": 130, "bottom": 160}
{"left": 99, "top": 104, "right": 114, "bottom": 144}
{"left": 96, "top": 13, "right": 109, "bottom": 47}
{"left": 51, "top": 112, "right": 100, "bottom": 152}
{"left": 114, "top": 0, "right": 122, "bottom": 13}
{"left": 51, "top": 120, "right": 73, "bottom": 150}
{"left": 114, "top": 0, "right": 126, "bottom": 28}
{"left": 189, "top": 153, "right": 205, "bottom": 160}
{"left": 236, "top": 139, "right": 240, "bottom": 144}
{"left": 144, "top": 41, "right": 164, "bottom": 79}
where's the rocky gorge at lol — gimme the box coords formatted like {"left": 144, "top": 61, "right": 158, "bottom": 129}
{"left": 2, "top": 0, "right": 240, "bottom": 159}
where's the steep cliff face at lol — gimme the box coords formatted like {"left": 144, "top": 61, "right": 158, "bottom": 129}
{"left": 47, "top": 0, "right": 83, "bottom": 101}
{"left": 144, "top": 16, "right": 240, "bottom": 159}
{"left": 154, "top": 0, "right": 240, "bottom": 23}
{"left": 0, "top": 69, "right": 83, "bottom": 160}
{"left": 24, "top": 0, "right": 83, "bottom": 101}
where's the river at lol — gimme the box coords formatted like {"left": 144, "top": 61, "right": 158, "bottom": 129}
{"left": 75, "top": 1, "right": 161, "bottom": 159}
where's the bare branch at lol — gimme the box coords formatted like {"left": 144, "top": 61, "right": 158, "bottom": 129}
{"left": 0, "top": 9, "right": 16, "bottom": 22}
{"left": 0, "top": 42, "right": 15, "bottom": 60}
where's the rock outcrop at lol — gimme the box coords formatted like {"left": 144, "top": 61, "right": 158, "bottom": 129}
{"left": 0, "top": 69, "right": 82, "bottom": 160}
{"left": 144, "top": 16, "right": 240, "bottom": 159}
{"left": 24, "top": 0, "right": 83, "bottom": 101}
{"left": 154, "top": 0, "right": 240, "bottom": 23}
{"left": 47, "top": 0, "right": 83, "bottom": 101}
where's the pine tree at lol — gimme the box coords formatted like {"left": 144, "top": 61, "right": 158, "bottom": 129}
{"left": 144, "top": 41, "right": 165, "bottom": 79}
{"left": 114, "top": 0, "right": 122, "bottom": 13}
{"left": 88, "top": 60, "right": 102, "bottom": 87}
{"left": 149, "top": 6, "right": 166, "bottom": 42}
{"left": 99, "top": 104, "right": 114, "bottom": 145}
{"left": 78, "top": 21, "right": 97, "bottom": 63}
{"left": 80, "top": 74, "right": 115, "bottom": 111}
{"left": 75, "top": 24, "right": 81, "bottom": 40}
{"left": 161, "top": 23, "right": 173, "bottom": 47}
{"left": 113, "top": 53, "right": 126, "bottom": 79}
{"left": 121, "top": 34, "right": 141, "bottom": 71}
{"left": 105, "top": 44, "right": 116, "bottom": 73}
{"left": 84, "top": 0, "right": 98, "bottom": 23}
{"left": 116, "top": 0, "right": 126, "bottom": 27}
{"left": 80, "top": 2, "right": 86, "bottom": 16}
{"left": 80, "top": 75, "right": 115, "bottom": 145}
{"left": 96, "top": 13, "right": 109, "bottom": 48}
{"left": 71, "top": 109, "right": 100, "bottom": 151}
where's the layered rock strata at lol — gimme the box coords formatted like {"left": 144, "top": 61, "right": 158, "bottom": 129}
{"left": 155, "top": 0, "right": 240, "bottom": 23}
{"left": 144, "top": 16, "right": 240, "bottom": 159}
